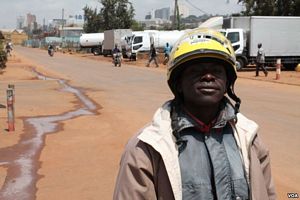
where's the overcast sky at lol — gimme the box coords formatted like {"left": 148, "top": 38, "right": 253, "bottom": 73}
{"left": 0, "top": 0, "right": 244, "bottom": 29}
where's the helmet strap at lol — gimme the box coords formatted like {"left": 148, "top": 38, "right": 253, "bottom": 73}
{"left": 227, "top": 85, "right": 241, "bottom": 114}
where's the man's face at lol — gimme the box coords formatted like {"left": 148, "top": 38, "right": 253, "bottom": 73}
{"left": 178, "top": 62, "right": 227, "bottom": 108}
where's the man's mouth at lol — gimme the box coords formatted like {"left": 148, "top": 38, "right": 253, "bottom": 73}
{"left": 197, "top": 86, "right": 219, "bottom": 94}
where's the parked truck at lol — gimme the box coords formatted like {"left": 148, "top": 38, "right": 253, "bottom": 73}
{"left": 123, "top": 30, "right": 187, "bottom": 60}
{"left": 102, "top": 29, "right": 132, "bottom": 56}
{"left": 79, "top": 33, "right": 104, "bottom": 55}
{"left": 221, "top": 16, "right": 300, "bottom": 70}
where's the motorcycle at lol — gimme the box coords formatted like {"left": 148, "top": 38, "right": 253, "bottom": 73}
{"left": 113, "top": 52, "right": 122, "bottom": 67}
{"left": 48, "top": 48, "right": 54, "bottom": 57}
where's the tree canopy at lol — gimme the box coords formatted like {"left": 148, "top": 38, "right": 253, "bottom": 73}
{"left": 83, "top": 6, "right": 103, "bottom": 33}
{"left": 238, "top": 0, "right": 300, "bottom": 16}
{"left": 83, "top": 0, "right": 135, "bottom": 33}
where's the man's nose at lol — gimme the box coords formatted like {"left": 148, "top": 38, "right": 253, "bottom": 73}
{"left": 201, "top": 73, "right": 215, "bottom": 82}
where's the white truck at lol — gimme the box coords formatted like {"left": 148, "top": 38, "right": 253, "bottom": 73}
{"left": 79, "top": 33, "right": 104, "bottom": 55}
{"left": 102, "top": 29, "right": 132, "bottom": 56}
{"left": 123, "top": 30, "right": 187, "bottom": 60}
{"left": 221, "top": 16, "right": 300, "bottom": 70}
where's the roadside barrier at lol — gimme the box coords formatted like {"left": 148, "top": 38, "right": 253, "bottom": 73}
{"left": 7, "top": 84, "right": 15, "bottom": 131}
{"left": 276, "top": 59, "right": 281, "bottom": 80}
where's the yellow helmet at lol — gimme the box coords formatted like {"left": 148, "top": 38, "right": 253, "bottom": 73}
{"left": 167, "top": 28, "right": 240, "bottom": 111}
{"left": 168, "top": 28, "right": 237, "bottom": 93}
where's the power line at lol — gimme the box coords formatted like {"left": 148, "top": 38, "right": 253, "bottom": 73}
{"left": 184, "top": 0, "right": 208, "bottom": 15}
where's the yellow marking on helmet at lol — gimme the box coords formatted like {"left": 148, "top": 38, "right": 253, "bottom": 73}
{"left": 174, "top": 39, "right": 230, "bottom": 60}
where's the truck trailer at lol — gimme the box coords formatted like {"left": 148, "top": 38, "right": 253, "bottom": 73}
{"left": 222, "top": 16, "right": 300, "bottom": 70}
{"left": 123, "top": 30, "right": 187, "bottom": 60}
{"left": 79, "top": 33, "right": 104, "bottom": 55}
{"left": 102, "top": 29, "right": 132, "bottom": 56}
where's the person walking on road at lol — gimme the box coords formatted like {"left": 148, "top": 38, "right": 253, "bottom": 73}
{"left": 146, "top": 43, "right": 159, "bottom": 68}
{"left": 163, "top": 42, "right": 172, "bottom": 65}
{"left": 113, "top": 28, "right": 276, "bottom": 200}
{"left": 256, "top": 43, "right": 268, "bottom": 77}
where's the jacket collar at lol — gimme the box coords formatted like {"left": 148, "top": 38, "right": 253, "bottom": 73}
{"left": 173, "top": 97, "right": 237, "bottom": 134}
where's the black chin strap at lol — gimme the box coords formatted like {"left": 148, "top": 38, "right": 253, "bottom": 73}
{"left": 227, "top": 85, "right": 241, "bottom": 115}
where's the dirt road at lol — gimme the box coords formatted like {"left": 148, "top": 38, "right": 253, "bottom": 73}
{"left": 0, "top": 47, "right": 299, "bottom": 199}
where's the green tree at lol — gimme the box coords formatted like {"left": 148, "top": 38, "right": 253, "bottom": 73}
{"left": 100, "top": 0, "right": 135, "bottom": 30}
{"left": 83, "top": 6, "right": 103, "bottom": 33}
{"left": 275, "top": 0, "right": 300, "bottom": 15}
{"left": 131, "top": 20, "right": 144, "bottom": 31}
{"left": 239, "top": 0, "right": 275, "bottom": 15}
{"left": 239, "top": 0, "right": 300, "bottom": 16}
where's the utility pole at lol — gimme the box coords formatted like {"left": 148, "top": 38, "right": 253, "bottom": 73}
{"left": 62, "top": 8, "right": 65, "bottom": 30}
{"left": 172, "top": 0, "right": 180, "bottom": 30}
{"left": 61, "top": 8, "right": 65, "bottom": 46}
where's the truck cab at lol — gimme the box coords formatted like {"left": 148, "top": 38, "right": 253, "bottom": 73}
{"left": 220, "top": 28, "right": 248, "bottom": 70}
{"left": 124, "top": 32, "right": 151, "bottom": 60}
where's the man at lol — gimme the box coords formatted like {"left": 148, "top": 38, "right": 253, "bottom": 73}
{"left": 48, "top": 44, "right": 54, "bottom": 56}
{"left": 163, "top": 42, "right": 172, "bottom": 65}
{"left": 112, "top": 44, "right": 122, "bottom": 66}
{"left": 114, "top": 28, "right": 276, "bottom": 200}
{"left": 146, "top": 43, "right": 159, "bottom": 67}
{"left": 112, "top": 44, "right": 121, "bottom": 54}
{"left": 256, "top": 43, "right": 268, "bottom": 77}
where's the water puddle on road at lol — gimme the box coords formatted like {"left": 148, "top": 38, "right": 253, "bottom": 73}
{"left": 0, "top": 71, "right": 100, "bottom": 200}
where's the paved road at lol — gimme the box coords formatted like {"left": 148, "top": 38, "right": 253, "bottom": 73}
{"left": 16, "top": 46, "right": 300, "bottom": 199}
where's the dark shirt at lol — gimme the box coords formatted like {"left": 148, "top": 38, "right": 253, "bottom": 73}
{"left": 150, "top": 47, "right": 157, "bottom": 57}
{"left": 113, "top": 48, "right": 120, "bottom": 54}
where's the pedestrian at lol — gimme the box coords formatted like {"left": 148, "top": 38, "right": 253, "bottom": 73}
{"left": 146, "top": 43, "right": 159, "bottom": 67}
{"left": 113, "top": 28, "right": 276, "bottom": 200}
{"left": 163, "top": 42, "right": 172, "bottom": 65}
{"left": 256, "top": 43, "right": 268, "bottom": 77}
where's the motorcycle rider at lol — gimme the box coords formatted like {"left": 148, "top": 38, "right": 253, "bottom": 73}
{"left": 112, "top": 44, "right": 121, "bottom": 66}
{"left": 48, "top": 44, "right": 54, "bottom": 56}
{"left": 5, "top": 42, "right": 13, "bottom": 57}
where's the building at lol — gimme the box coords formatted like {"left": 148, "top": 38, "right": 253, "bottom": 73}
{"left": 59, "top": 27, "right": 83, "bottom": 38}
{"left": 66, "top": 11, "right": 84, "bottom": 27}
{"left": 26, "top": 13, "right": 37, "bottom": 32}
{"left": 0, "top": 29, "right": 28, "bottom": 45}
{"left": 16, "top": 16, "right": 25, "bottom": 29}
{"left": 155, "top": 7, "right": 170, "bottom": 20}
{"left": 139, "top": 18, "right": 171, "bottom": 29}
{"left": 49, "top": 19, "right": 67, "bottom": 29}
{"left": 26, "top": 13, "right": 36, "bottom": 27}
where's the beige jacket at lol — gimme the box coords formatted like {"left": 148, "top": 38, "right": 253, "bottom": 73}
{"left": 113, "top": 102, "right": 276, "bottom": 200}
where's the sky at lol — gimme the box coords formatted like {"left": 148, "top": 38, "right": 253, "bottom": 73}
{"left": 0, "top": 0, "right": 244, "bottom": 29}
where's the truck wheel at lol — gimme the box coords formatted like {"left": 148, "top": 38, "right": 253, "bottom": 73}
{"left": 93, "top": 50, "right": 100, "bottom": 56}
{"left": 236, "top": 58, "right": 244, "bottom": 70}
